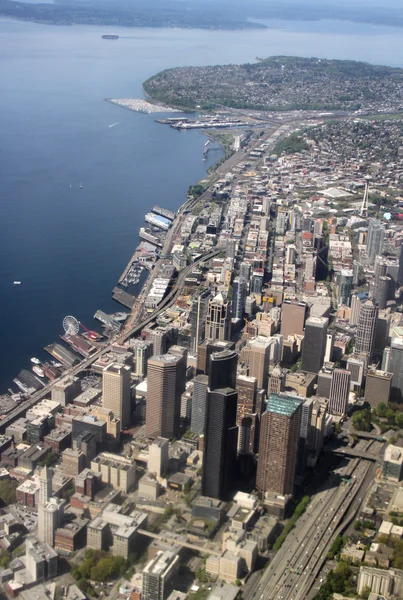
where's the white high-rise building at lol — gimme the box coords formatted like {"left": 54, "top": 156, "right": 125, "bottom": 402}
{"left": 37, "top": 498, "right": 64, "bottom": 546}
{"left": 38, "top": 465, "right": 53, "bottom": 505}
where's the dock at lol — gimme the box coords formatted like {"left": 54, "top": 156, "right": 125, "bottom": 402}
{"left": 112, "top": 287, "right": 137, "bottom": 309}
{"left": 152, "top": 205, "right": 175, "bottom": 221}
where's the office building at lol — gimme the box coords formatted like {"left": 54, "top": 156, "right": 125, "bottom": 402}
{"left": 268, "top": 365, "right": 285, "bottom": 395}
{"left": 38, "top": 498, "right": 65, "bottom": 546}
{"left": 382, "top": 346, "right": 391, "bottom": 371}
{"left": 196, "top": 339, "right": 235, "bottom": 375}
{"left": 236, "top": 375, "right": 257, "bottom": 424}
{"left": 102, "top": 364, "right": 132, "bottom": 429}
{"left": 190, "top": 375, "right": 209, "bottom": 436}
{"left": 146, "top": 351, "right": 187, "bottom": 439}
{"left": 202, "top": 387, "right": 238, "bottom": 500}
{"left": 51, "top": 375, "right": 80, "bottom": 407}
{"left": 324, "top": 332, "right": 334, "bottom": 363}
{"left": 346, "top": 356, "right": 366, "bottom": 390}
{"left": 240, "top": 262, "right": 251, "bottom": 281}
{"left": 365, "top": 369, "right": 392, "bottom": 408}
{"left": 209, "top": 349, "right": 237, "bottom": 391}
{"left": 256, "top": 393, "right": 303, "bottom": 496}
{"left": 350, "top": 292, "right": 365, "bottom": 326}
{"left": 280, "top": 301, "right": 307, "bottom": 339}
{"left": 390, "top": 338, "right": 403, "bottom": 403}
{"left": 232, "top": 277, "right": 247, "bottom": 321}
{"left": 190, "top": 289, "right": 211, "bottom": 353}
{"left": 337, "top": 269, "right": 353, "bottom": 306}
{"left": 366, "top": 218, "right": 385, "bottom": 261}
{"left": 38, "top": 465, "right": 53, "bottom": 505}
{"left": 25, "top": 536, "right": 58, "bottom": 582}
{"left": 301, "top": 317, "right": 328, "bottom": 374}
{"left": 142, "top": 550, "right": 179, "bottom": 600}
{"left": 374, "top": 275, "right": 392, "bottom": 309}
{"left": 328, "top": 369, "right": 351, "bottom": 416}
{"left": 247, "top": 338, "right": 271, "bottom": 390}
{"left": 398, "top": 244, "right": 403, "bottom": 288}
{"left": 133, "top": 340, "right": 153, "bottom": 377}
{"left": 91, "top": 452, "right": 136, "bottom": 492}
{"left": 148, "top": 438, "right": 169, "bottom": 478}
{"left": 354, "top": 300, "right": 378, "bottom": 358}
{"left": 202, "top": 351, "right": 238, "bottom": 500}
{"left": 383, "top": 445, "right": 403, "bottom": 482}
{"left": 206, "top": 292, "right": 232, "bottom": 341}
{"left": 62, "top": 448, "right": 86, "bottom": 477}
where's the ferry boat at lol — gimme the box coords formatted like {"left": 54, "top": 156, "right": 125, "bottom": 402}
{"left": 31, "top": 357, "right": 41, "bottom": 365}
{"left": 102, "top": 34, "right": 119, "bottom": 40}
{"left": 32, "top": 365, "right": 45, "bottom": 378}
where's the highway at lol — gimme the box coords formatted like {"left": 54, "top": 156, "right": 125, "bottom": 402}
{"left": 0, "top": 249, "right": 221, "bottom": 434}
{"left": 246, "top": 455, "right": 376, "bottom": 600}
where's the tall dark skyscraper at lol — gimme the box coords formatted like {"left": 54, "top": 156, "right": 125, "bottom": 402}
{"left": 208, "top": 350, "right": 237, "bottom": 391}
{"left": 202, "top": 350, "right": 238, "bottom": 500}
{"left": 301, "top": 317, "right": 328, "bottom": 374}
{"left": 390, "top": 338, "right": 403, "bottom": 403}
{"left": 355, "top": 300, "right": 378, "bottom": 358}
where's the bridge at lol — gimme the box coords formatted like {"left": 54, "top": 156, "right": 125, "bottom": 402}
{"left": 138, "top": 529, "right": 221, "bottom": 556}
{"left": 327, "top": 447, "right": 379, "bottom": 461}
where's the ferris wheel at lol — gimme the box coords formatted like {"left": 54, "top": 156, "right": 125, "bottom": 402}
{"left": 63, "top": 315, "right": 80, "bottom": 336}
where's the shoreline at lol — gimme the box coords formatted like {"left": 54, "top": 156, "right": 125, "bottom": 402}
{"left": 0, "top": 121, "right": 227, "bottom": 399}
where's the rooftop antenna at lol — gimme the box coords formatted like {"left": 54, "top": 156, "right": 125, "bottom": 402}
{"left": 360, "top": 176, "right": 370, "bottom": 218}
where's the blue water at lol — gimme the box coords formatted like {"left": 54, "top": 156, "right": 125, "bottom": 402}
{"left": 1, "top": 18, "right": 403, "bottom": 392}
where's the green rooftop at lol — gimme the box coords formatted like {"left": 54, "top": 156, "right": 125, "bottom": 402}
{"left": 266, "top": 393, "right": 303, "bottom": 417}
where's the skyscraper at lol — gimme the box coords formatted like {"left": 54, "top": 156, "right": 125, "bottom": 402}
{"left": 280, "top": 301, "right": 307, "bottom": 339}
{"left": 38, "top": 465, "right": 52, "bottom": 505}
{"left": 365, "top": 370, "right": 393, "bottom": 408}
{"left": 190, "top": 289, "right": 211, "bottom": 353}
{"left": 354, "top": 300, "right": 378, "bottom": 358}
{"left": 206, "top": 292, "right": 231, "bottom": 341}
{"left": 146, "top": 350, "right": 187, "bottom": 439}
{"left": 390, "top": 338, "right": 403, "bottom": 403}
{"left": 366, "top": 218, "right": 385, "bottom": 261}
{"left": 190, "top": 374, "right": 209, "bottom": 436}
{"left": 102, "top": 364, "right": 132, "bottom": 429}
{"left": 374, "top": 275, "right": 392, "bottom": 310}
{"left": 398, "top": 244, "right": 403, "bottom": 288}
{"left": 328, "top": 369, "right": 351, "bottom": 416}
{"left": 256, "top": 393, "right": 302, "bottom": 496}
{"left": 337, "top": 269, "right": 353, "bottom": 306}
{"left": 301, "top": 317, "right": 328, "bottom": 374}
{"left": 142, "top": 549, "right": 179, "bottom": 600}
{"left": 247, "top": 338, "right": 271, "bottom": 390}
{"left": 202, "top": 350, "right": 238, "bottom": 500}
{"left": 232, "top": 277, "right": 247, "bottom": 321}
{"left": 209, "top": 350, "right": 237, "bottom": 391}
{"left": 38, "top": 498, "right": 64, "bottom": 546}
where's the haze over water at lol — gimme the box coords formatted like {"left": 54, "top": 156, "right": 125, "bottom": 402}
{"left": 1, "top": 17, "right": 403, "bottom": 392}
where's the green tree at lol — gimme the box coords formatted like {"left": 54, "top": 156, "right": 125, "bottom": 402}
{"left": 0, "top": 479, "right": 18, "bottom": 505}
{"left": 395, "top": 412, "right": 403, "bottom": 429}
{"left": 376, "top": 402, "right": 387, "bottom": 418}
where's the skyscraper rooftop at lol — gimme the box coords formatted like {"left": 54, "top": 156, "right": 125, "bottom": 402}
{"left": 266, "top": 393, "right": 303, "bottom": 417}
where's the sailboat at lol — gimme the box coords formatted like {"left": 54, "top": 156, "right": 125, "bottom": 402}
{"left": 79, "top": 182, "right": 83, "bottom": 189}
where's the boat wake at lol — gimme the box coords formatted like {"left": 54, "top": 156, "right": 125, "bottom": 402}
{"left": 109, "top": 122, "right": 122, "bottom": 128}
